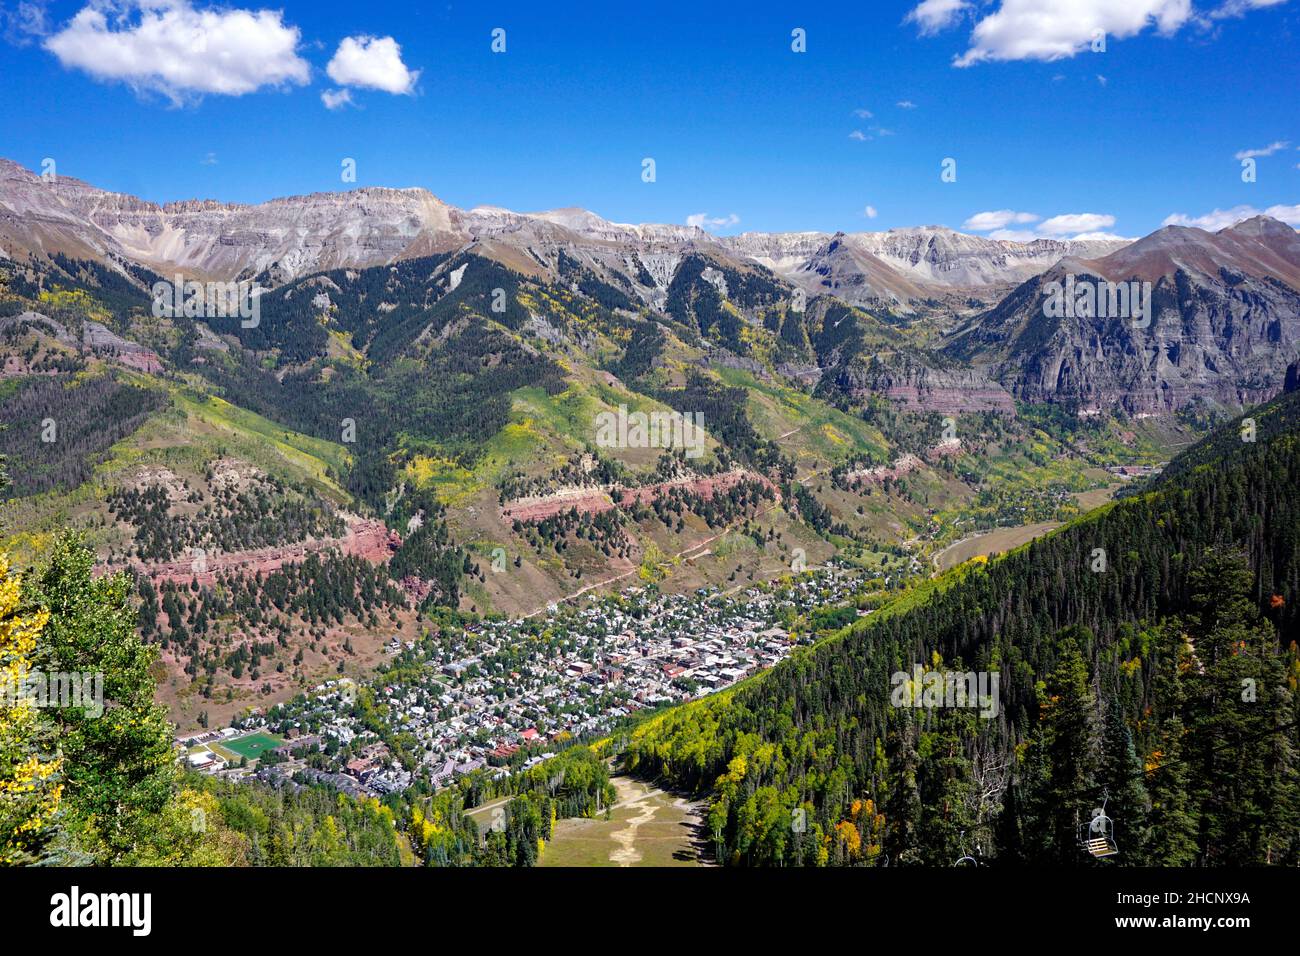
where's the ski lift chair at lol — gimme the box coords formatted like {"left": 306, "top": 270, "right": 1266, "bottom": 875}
{"left": 1079, "top": 803, "right": 1119, "bottom": 859}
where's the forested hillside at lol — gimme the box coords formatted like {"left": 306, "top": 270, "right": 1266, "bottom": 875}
{"left": 623, "top": 386, "right": 1300, "bottom": 866}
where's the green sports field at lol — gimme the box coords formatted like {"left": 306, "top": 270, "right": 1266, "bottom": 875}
{"left": 221, "top": 732, "right": 285, "bottom": 761}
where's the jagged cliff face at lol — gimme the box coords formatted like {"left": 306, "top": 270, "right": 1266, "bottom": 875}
{"left": 835, "top": 227, "right": 1128, "bottom": 289}
{"left": 790, "top": 235, "right": 938, "bottom": 309}
{"left": 721, "top": 231, "right": 833, "bottom": 276}
{"left": 948, "top": 218, "right": 1300, "bottom": 414}
{"left": 0, "top": 158, "right": 467, "bottom": 283}
{"left": 724, "top": 226, "right": 1130, "bottom": 309}
{"left": 62, "top": 183, "right": 463, "bottom": 286}
{"left": 0, "top": 159, "right": 125, "bottom": 262}
{"left": 821, "top": 351, "right": 1016, "bottom": 413}
{"left": 453, "top": 204, "right": 741, "bottom": 311}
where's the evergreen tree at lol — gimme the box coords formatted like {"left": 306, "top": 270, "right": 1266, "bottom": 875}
{"left": 884, "top": 716, "right": 922, "bottom": 864}
{"left": 1143, "top": 620, "right": 1198, "bottom": 865}
{"left": 1099, "top": 696, "right": 1149, "bottom": 862}
{"left": 1035, "top": 632, "right": 1098, "bottom": 863}
{"left": 914, "top": 707, "right": 976, "bottom": 865}
{"left": 1183, "top": 554, "right": 1299, "bottom": 865}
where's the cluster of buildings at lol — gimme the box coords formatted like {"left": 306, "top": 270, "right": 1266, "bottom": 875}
{"left": 181, "top": 564, "right": 868, "bottom": 799}
{"left": 1108, "top": 463, "right": 1162, "bottom": 480}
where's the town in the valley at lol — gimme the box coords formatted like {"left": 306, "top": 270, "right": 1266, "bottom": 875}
{"left": 178, "top": 562, "right": 874, "bottom": 800}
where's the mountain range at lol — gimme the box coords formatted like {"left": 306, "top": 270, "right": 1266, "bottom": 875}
{"left": 1, "top": 157, "right": 1125, "bottom": 303}
{"left": 5, "top": 157, "right": 1298, "bottom": 421}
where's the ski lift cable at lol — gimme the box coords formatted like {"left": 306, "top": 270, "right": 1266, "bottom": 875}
{"left": 1139, "top": 717, "right": 1299, "bottom": 779}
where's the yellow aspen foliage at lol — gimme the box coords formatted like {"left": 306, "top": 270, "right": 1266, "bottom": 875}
{"left": 834, "top": 820, "right": 861, "bottom": 860}
{"left": 816, "top": 832, "right": 831, "bottom": 867}
{"left": 410, "top": 806, "right": 443, "bottom": 851}
{"left": 0, "top": 553, "right": 61, "bottom": 865}
{"left": 858, "top": 798, "right": 886, "bottom": 863}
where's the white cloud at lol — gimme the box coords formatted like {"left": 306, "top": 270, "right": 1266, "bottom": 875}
{"left": 942, "top": 0, "right": 1291, "bottom": 67}
{"left": 686, "top": 213, "right": 740, "bottom": 230}
{"left": 44, "top": 1, "right": 309, "bottom": 104}
{"left": 896, "top": 100, "right": 917, "bottom": 109}
{"left": 200, "top": 151, "right": 217, "bottom": 165}
{"left": 326, "top": 35, "right": 419, "bottom": 95}
{"left": 2, "top": 1, "right": 51, "bottom": 46}
{"left": 1037, "top": 212, "right": 1117, "bottom": 235}
{"left": 852, "top": 108, "right": 874, "bottom": 118}
{"left": 1096, "top": 73, "right": 1108, "bottom": 86}
{"left": 931, "top": 0, "right": 1197, "bottom": 67}
{"left": 1211, "top": 0, "right": 1289, "bottom": 18}
{"left": 1234, "top": 140, "right": 1289, "bottom": 160}
{"left": 1260, "top": 203, "right": 1300, "bottom": 225}
{"left": 850, "top": 125, "right": 895, "bottom": 141}
{"left": 321, "top": 88, "right": 354, "bottom": 110}
{"left": 975, "top": 210, "right": 1127, "bottom": 241}
{"left": 1162, "top": 204, "right": 1300, "bottom": 230}
{"left": 1162, "top": 206, "right": 1255, "bottom": 229}
{"left": 963, "top": 209, "right": 1040, "bottom": 230}
{"left": 864, "top": 205, "right": 879, "bottom": 219}
{"left": 989, "top": 226, "right": 1132, "bottom": 242}
{"left": 904, "top": 0, "right": 971, "bottom": 36}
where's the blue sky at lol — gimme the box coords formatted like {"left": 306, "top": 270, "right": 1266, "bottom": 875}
{"left": 0, "top": 0, "right": 1296, "bottom": 239}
